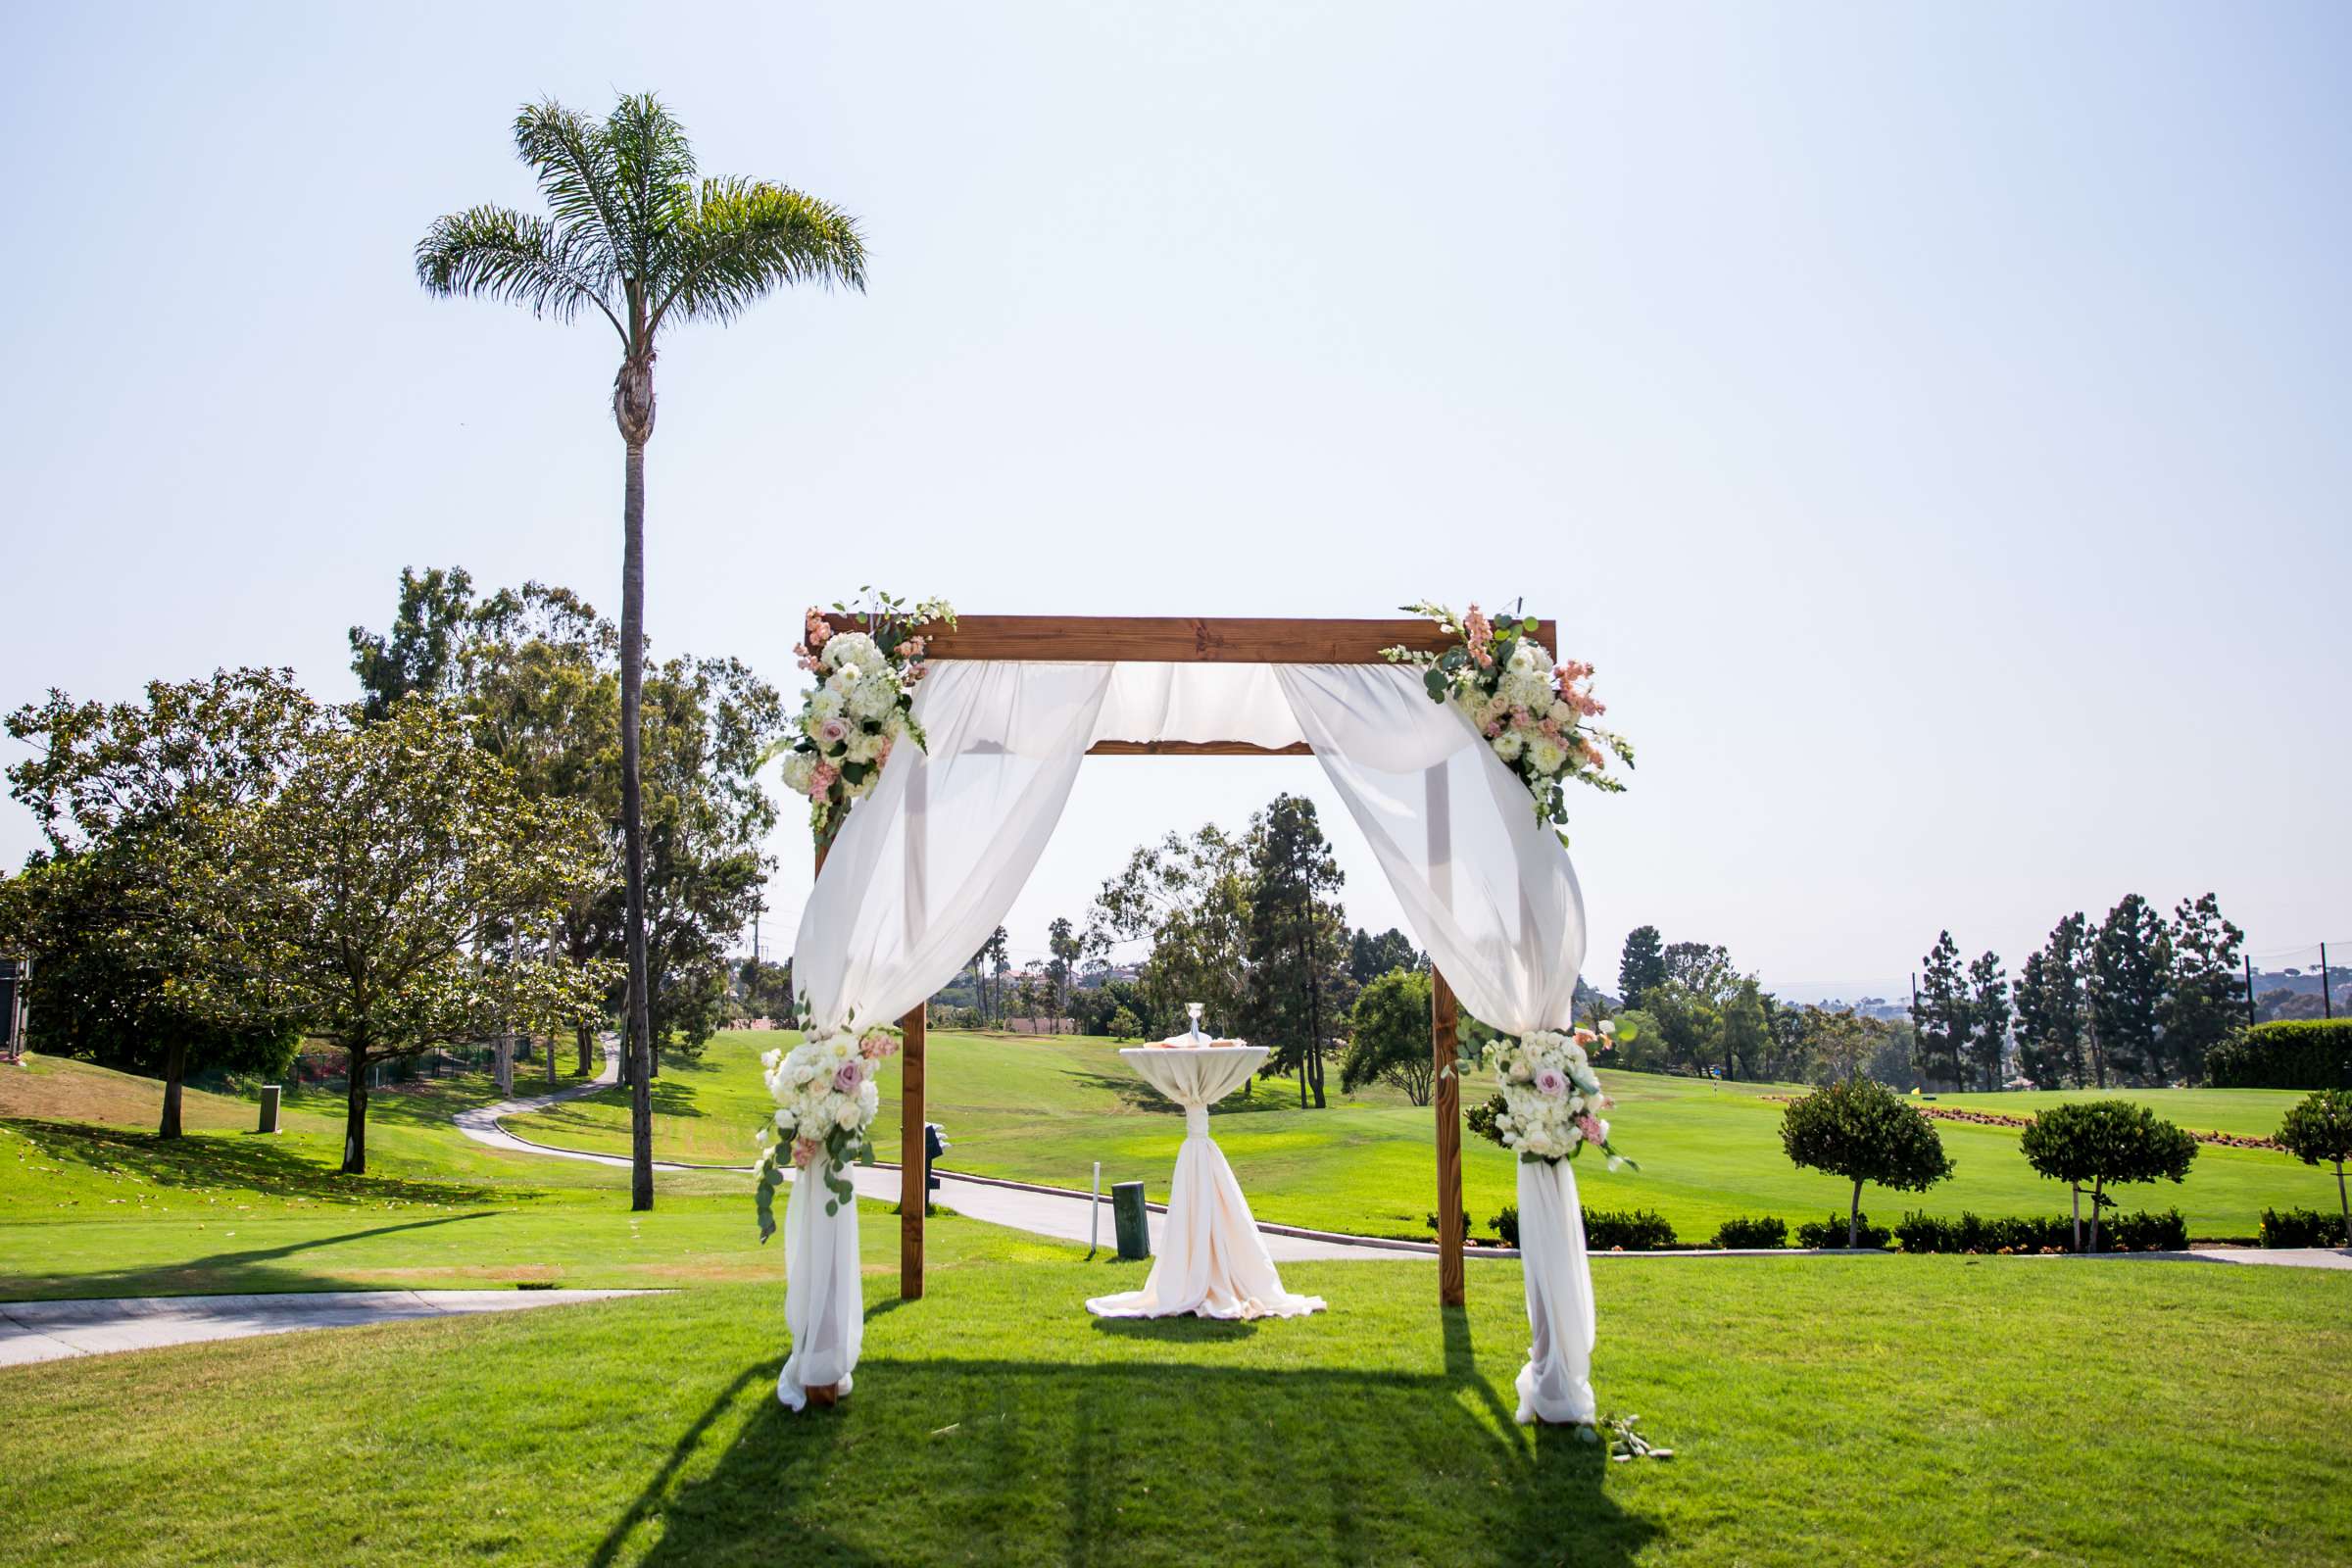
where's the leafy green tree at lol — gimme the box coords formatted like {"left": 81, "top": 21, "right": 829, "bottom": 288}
{"left": 1106, "top": 1006, "right": 1144, "bottom": 1043}
{"left": 1912, "top": 931, "right": 1971, "bottom": 1091}
{"left": 418, "top": 93, "right": 866, "bottom": 1212}
{"left": 1967, "top": 951, "right": 2009, "bottom": 1091}
{"left": 2276, "top": 1089, "right": 2352, "bottom": 1243}
{"left": 1719, "top": 978, "right": 1769, "bottom": 1082}
{"left": 1779, "top": 1078, "right": 1955, "bottom": 1248}
{"left": 1617, "top": 925, "right": 1666, "bottom": 1009}
{"left": 2019, "top": 1100, "right": 2196, "bottom": 1251}
{"left": 1092, "top": 827, "right": 1251, "bottom": 1042}
{"left": 1348, "top": 927, "right": 1422, "bottom": 988}
{"left": 2, "top": 669, "right": 317, "bottom": 1135}
{"left": 348, "top": 565, "right": 482, "bottom": 720}
{"left": 1243, "top": 795, "right": 1351, "bottom": 1108}
{"left": 1642, "top": 979, "right": 1723, "bottom": 1075}
{"left": 2092, "top": 895, "right": 2170, "bottom": 1084}
{"left": 1801, "top": 1006, "right": 1872, "bottom": 1084}
{"left": 2164, "top": 892, "right": 2245, "bottom": 1084}
{"left": 1342, "top": 967, "right": 1436, "bottom": 1105}
{"left": 195, "top": 700, "right": 613, "bottom": 1174}
{"left": 2014, "top": 913, "right": 2091, "bottom": 1088}
{"left": 737, "top": 957, "right": 794, "bottom": 1022}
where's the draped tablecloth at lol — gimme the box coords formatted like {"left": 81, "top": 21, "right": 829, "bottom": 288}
{"left": 1084, "top": 1046, "right": 1327, "bottom": 1321}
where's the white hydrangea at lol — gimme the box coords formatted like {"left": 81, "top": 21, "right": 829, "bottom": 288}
{"left": 779, "top": 752, "right": 816, "bottom": 795}
{"left": 822, "top": 631, "right": 884, "bottom": 673}
{"left": 847, "top": 675, "right": 897, "bottom": 720}
{"left": 808, "top": 687, "right": 846, "bottom": 721}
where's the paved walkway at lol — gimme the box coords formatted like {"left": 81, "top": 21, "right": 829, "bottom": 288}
{"left": 0, "top": 1289, "right": 657, "bottom": 1367}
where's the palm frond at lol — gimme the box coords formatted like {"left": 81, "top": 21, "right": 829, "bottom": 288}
{"left": 605, "top": 93, "right": 699, "bottom": 279}
{"left": 513, "top": 101, "right": 628, "bottom": 262}
{"left": 414, "top": 205, "right": 625, "bottom": 339}
{"left": 649, "top": 179, "right": 868, "bottom": 332}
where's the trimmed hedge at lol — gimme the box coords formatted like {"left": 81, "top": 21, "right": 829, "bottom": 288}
{"left": 1491, "top": 1204, "right": 1678, "bottom": 1250}
{"left": 1710, "top": 1215, "right": 1788, "bottom": 1249}
{"left": 1794, "top": 1211, "right": 1891, "bottom": 1250}
{"left": 1894, "top": 1208, "right": 2187, "bottom": 1254}
{"left": 2207, "top": 1018, "right": 2352, "bottom": 1090}
{"left": 2259, "top": 1206, "right": 2350, "bottom": 1248}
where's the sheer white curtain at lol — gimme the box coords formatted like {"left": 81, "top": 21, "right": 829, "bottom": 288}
{"left": 1275, "top": 663, "right": 1597, "bottom": 1426}
{"left": 778, "top": 660, "right": 1113, "bottom": 1410}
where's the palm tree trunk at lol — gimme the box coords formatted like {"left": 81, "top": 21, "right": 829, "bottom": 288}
{"left": 158, "top": 1036, "right": 187, "bottom": 1139}
{"left": 620, "top": 435, "right": 656, "bottom": 1212}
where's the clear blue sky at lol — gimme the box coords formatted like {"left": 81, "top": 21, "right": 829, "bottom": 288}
{"left": 3, "top": 3, "right": 2346, "bottom": 999}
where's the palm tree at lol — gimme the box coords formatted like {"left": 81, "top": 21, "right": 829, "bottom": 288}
{"left": 417, "top": 94, "right": 866, "bottom": 1210}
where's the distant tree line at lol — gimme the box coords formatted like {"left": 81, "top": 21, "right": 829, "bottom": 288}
{"left": 1915, "top": 893, "right": 2245, "bottom": 1092}
{"left": 1612, "top": 924, "right": 1915, "bottom": 1089}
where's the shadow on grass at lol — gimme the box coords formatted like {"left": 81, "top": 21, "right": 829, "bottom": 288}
{"left": 1087, "top": 1312, "right": 1257, "bottom": 1343}
{"left": 0, "top": 1210, "right": 501, "bottom": 1300}
{"left": 5, "top": 1118, "right": 504, "bottom": 1205}
{"left": 597, "top": 1313, "right": 1658, "bottom": 1567}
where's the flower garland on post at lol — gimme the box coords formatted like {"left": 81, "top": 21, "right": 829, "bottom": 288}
{"left": 1462, "top": 1022, "right": 1638, "bottom": 1171}
{"left": 778, "top": 588, "right": 956, "bottom": 853}
{"left": 1381, "top": 601, "right": 1633, "bottom": 845}
{"left": 754, "top": 1020, "right": 903, "bottom": 1238}
{"left": 757, "top": 588, "right": 952, "bottom": 1239}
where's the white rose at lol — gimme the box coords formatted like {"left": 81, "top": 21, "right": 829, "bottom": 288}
{"left": 773, "top": 1108, "right": 794, "bottom": 1130}
{"left": 833, "top": 1100, "right": 862, "bottom": 1131}
{"left": 1493, "top": 730, "right": 1525, "bottom": 763}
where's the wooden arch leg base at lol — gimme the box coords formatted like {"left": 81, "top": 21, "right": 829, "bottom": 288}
{"left": 803, "top": 1383, "right": 842, "bottom": 1408}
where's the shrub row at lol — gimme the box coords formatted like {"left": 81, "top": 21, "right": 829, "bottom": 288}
{"left": 1892, "top": 1207, "right": 2187, "bottom": 1253}
{"left": 2258, "top": 1206, "right": 2350, "bottom": 1248}
{"left": 1709, "top": 1215, "right": 1788, "bottom": 1249}
{"left": 2207, "top": 1018, "right": 2352, "bottom": 1090}
{"left": 1794, "top": 1211, "right": 1892, "bottom": 1250}
{"left": 1491, "top": 1204, "right": 1682, "bottom": 1250}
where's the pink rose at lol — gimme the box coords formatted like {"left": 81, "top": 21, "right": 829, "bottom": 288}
{"left": 832, "top": 1058, "right": 864, "bottom": 1094}
{"left": 1576, "top": 1113, "right": 1605, "bottom": 1145}
{"left": 1534, "top": 1066, "right": 1568, "bottom": 1098}
{"left": 817, "top": 716, "right": 851, "bottom": 747}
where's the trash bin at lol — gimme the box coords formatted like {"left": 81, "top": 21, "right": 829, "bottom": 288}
{"left": 922, "top": 1122, "right": 949, "bottom": 1193}
{"left": 259, "top": 1085, "right": 281, "bottom": 1135}
{"left": 1111, "top": 1181, "right": 1151, "bottom": 1261}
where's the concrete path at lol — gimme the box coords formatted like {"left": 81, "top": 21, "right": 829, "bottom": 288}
{"left": 0, "top": 1289, "right": 657, "bottom": 1367}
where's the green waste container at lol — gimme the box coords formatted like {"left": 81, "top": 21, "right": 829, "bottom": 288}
{"left": 1111, "top": 1181, "right": 1151, "bottom": 1261}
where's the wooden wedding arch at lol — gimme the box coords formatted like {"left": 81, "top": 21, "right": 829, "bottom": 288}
{"left": 817, "top": 613, "right": 1559, "bottom": 1310}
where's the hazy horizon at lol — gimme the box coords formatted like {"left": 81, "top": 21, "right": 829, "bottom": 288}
{"left": 4, "top": 4, "right": 2347, "bottom": 995}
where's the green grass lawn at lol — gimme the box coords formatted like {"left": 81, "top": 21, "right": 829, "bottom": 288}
{"left": 3, "top": 1213, "right": 2347, "bottom": 1567}
{"left": 0, "top": 1055, "right": 761, "bottom": 1298}
{"left": 508, "top": 1031, "right": 2339, "bottom": 1244}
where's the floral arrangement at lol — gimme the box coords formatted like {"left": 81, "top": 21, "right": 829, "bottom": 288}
{"left": 754, "top": 1020, "right": 903, "bottom": 1238}
{"left": 1382, "top": 602, "right": 1632, "bottom": 842}
{"left": 780, "top": 588, "right": 955, "bottom": 849}
{"left": 1464, "top": 1022, "right": 1636, "bottom": 1169}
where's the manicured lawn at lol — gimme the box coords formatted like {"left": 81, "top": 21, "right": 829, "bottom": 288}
{"left": 509, "top": 1031, "right": 2338, "bottom": 1244}
{"left": 0, "top": 1058, "right": 760, "bottom": 1298}
{"left": 2, "top": 1214, "right": 2347, "bottom": 1566}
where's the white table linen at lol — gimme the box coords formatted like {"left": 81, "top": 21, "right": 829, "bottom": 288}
{"left": 1086, "top": 1046, "right": 1326, "bottom": 1321}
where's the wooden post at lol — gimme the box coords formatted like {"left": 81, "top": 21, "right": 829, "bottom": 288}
{"left": 901, "top": 1002, "right": 926, "bottom": 1299}
{"left": 1432, "top": 967, "right": 1465, "bottom": 1307}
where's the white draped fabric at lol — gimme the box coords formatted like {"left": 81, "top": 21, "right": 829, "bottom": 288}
{"left": 779, "top": 661, "right": 1113, "bottom": 1409}
{"left": 1085, "top": 1046, "right": 1327, "bottom": 1321}
{"left": 782, "top": 659, "right": 1594, "bottom": 1423}
{"left": 1275, "top": 663, "right": 1596, "bottom": 1426}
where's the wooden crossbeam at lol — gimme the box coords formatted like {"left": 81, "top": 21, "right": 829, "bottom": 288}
{"left": 1086, "top": 740, "right": 1312, "bottom": 757}
{"left": 820, "top": 613, "right": 1557, "bottom": 665}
